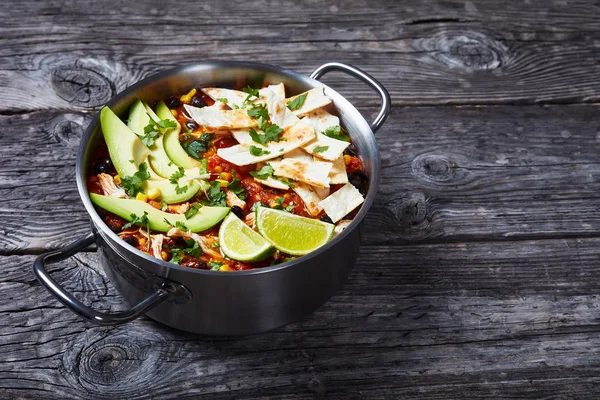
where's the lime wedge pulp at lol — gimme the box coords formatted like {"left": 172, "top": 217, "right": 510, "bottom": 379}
{"left": 255, "top": 207, "right": 335, "bottom": 256}
{"left": 218, "top": 212, "right": 274, "bottom": 262}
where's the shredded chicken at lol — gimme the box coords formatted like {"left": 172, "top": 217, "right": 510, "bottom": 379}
{"left": 334, "top": 220, "right": 352, "bottom": 236}
{"left": 166, "top": 227, "right": 222, "bottom": 259}
{"left": 150, "top": 234, "right": 165, "bottom": 260}
{"left": 98, "top": 173, "right": 126, "bottom": 198}
{"left": 167, "top": 202, "right": 190, "bottom": 214}
{"left": 226, "top": 191, "right": 246, "bottom": 210}
{"left": 244, "top": 212, "right": 256, "bottom": 229}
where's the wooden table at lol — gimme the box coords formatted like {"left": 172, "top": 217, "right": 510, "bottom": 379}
{"left": 2, "top": 0, "right": 600, "bottom": 398}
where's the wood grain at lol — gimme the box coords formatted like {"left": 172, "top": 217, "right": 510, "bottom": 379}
{"left": 1, "top": 0, "right": 600, "bottom": 112}
{"left": 3, "top": 237, "right": 600, "bottom": 399}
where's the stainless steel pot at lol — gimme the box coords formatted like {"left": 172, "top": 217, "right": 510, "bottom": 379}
{"left": 33, "top": 61, "right": 390, "bottom": 335}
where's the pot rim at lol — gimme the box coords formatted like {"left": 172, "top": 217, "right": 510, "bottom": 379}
{"left": 77, "top": 60, "right": 382, "bottom": 276}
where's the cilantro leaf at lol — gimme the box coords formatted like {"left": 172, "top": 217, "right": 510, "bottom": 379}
{"left": 312, "top": 145, "right": 329, "bottom": 154}
{"left": 169, "top": 166, "right": 185, "bottom": 185}
{"left": 248, "top": 125, "right": 282, "bottom": 145}
{"left": 205, "top": 180, "right": 227, "bottom": 207}
{"left": 175, "top": 184, "right": 188, "bottom": 194}
{"left": 249, "top": 164, "right": 274, "bottom": 180}
{"left": 209, "top": 261, "right": 223, "bottom": 270}
{"left": 216, "top": 97, "right": 228, "bottom": 103}
{"left": 155, "top": 119, "right": 177, "bottom": 129}
{"left": 273, "top": 197, "right": 285, "bottom": 209}
{"left": 284, "top": 204, "right": 295, "bottom": 212}
{"left": 286, "top": 93, "right": 307, "bottom": 111}
{"left": 227, "top": 171, "right": 246, "bottom": 200}
{"left": 242, "top": 85, "right": 260, "bottom": 103}
{"left": 247, "top": 103, "right": 269, "bottom": 121}
{"left": 181, "top": 133, "right": 214, "bottom": 159}
{"left": 121, "top": 162, "right": 151, "bottom": 197}
{"left": 175, "top": 221, "right": 188, "bottom": 231}
{"left": 141, "top": 116, "right": 176, "bottom": 147}
{"left": 322, "top": 125, "right": 350, "bottom": 142}
{"left": 185, "top": 203, "right": 201, "bottom": 219}
{"left": 122, "top": 211, "right": 149, "bottom": 230}
{"left": 249, "top": 145, "right": 271, "bottom": 156}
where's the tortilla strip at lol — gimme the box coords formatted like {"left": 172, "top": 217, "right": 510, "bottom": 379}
{"left": 313, "top": 185, "right": 330, "bottom": 199}
{"left": 304, "top": 132, "right": 350, "bottom": 161}
{"left": 202, "top": 83, "right": 285, "bottom": 109}
{"left": 253, "top": 176, "right": 290, "bottom": 190}
{"left": 292, "top": 182, "right": 324, "bottom": 216}
{"left": 184, "top": 104, "right": 257, "bottom": 129}
{"left": 319, "top": 182, "right": 364, "bottom": 223}
{"left": 217, "top": 119, "right": 316, "bottom": 166}
{"left": 328, "top": 156, "right": 349, "bottom": 184}
{"left": 305, "top": 109, "right": 340, "bottom": 134}
{"left": 272, "top": 157, "right": 332, "bottom": 188}
{"left": 263, "top": 88, "right": 299, "bottom": 129}
{"left": 287, "top": 87, "right": 332, "bottom": 116}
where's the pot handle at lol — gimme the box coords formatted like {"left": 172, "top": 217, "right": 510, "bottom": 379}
{"left": 33, "top": 233, "right": 170, "bottom": 325}
{"left": 310, "top": 62, "right": 391, "bottom": 133}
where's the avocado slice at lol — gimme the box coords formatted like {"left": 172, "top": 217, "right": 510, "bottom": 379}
{"left": 100, "top": 105, "right": 202, "bottom": 204}
{"left": 100, "top": 107, "right": 150, "bottom": 178}
{"left": 90, "top": 193, "right": 229, "bottom": 233}
{"left": 158, "top": 101, "right": 203, "bottom": 169}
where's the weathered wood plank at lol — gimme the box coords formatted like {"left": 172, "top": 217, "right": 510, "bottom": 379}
{"left": 1, "top": 0, "right": 600, "bottom": 111}
{"left": 3, "top": 104, "right": 600, "bottom": 252}
{"left": 3, "top": 237, "right": 600, "bottom": 399}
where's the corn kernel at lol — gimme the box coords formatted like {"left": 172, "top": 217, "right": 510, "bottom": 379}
{"left": 220, "top": 172, "right": 232, "bottom": 181}
{"left": 283, "top": 193, "right": 291, "bottom": 200}
{"left": 213, "top": 165, "right": 223, "bottom": 174}
{"left": 114, "top": 175, "right": 121, "bottom": 184}
{"left": 147, "top": 188, "right": 161, "bottom": 200}
{"left": 219, "top": 264, "right": 233, "bottom": 272}
{"left": 148, "top": 200, "right": 161, "bottom": 210}
{"left": 135, "top": 193, "right": 148, "bottom": 202}
{"left": 205, "top": 149, "right": 215, "bottom": 157}
{"left": 170, "top": 109, "right": 178, "bottom": 117}
{"left": 215, "top": 179, "right": 228, "bottom": 187}
{"left": 343, "top": 154, "right": 352, "bottom": 165}
{"left": 180, "top": 88, "right": 197, "bottom": 104}
{"left": 161, "top": 251, "right": 168, "bottom": 261}
{"left": 139, "top": 238, "right": 147, "bottom": 247}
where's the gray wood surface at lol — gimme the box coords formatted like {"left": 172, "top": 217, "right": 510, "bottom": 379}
{"left": 2, "top": 0, "right": 600, "bottom": 398}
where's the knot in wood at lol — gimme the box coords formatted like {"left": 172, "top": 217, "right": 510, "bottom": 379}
{"left": 61, "top": 328, "right": 170, "bottom": 396}
{"left": 424, "top": 30, "right": 506, "bottom": 71}
{"left": 52, "top": 114, "right": 86, "bottom": 145}
{"left": 412, "top": 153, "right": 457, "bottom": 183}
{"left": 393, "top": 192, "right": 429, "bottom": 227}
{"left": 51, "top": 63, "right": 115, "bottom": 108}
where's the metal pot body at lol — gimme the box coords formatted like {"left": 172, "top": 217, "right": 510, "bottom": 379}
{"left": 33, "top": 61, "right": 389, "bottom": 335}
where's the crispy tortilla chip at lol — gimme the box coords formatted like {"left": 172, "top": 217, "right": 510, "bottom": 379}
{"left": 287, "top": 87, "right": 332, "bottom": 116}
{"left": 305, "top": 109, "right": 340, "bottom": 133}
{"left": 184, "top": 104, "right": 257, "bottom": 129}
{"left": 201, "top": 88, "right": 247, "bottom": 108}
{"left": 319, "top": 183, "right": 364, "bottom": 223}
{"left": 253, "top": 176, "right": 290, "bottom": 190}
{"left": 217, "top": 119, "right": 316, "bottom": 166}
{"left": 328, "top": 156, "right": 349, "bottom": 184}
{"left": 272, "top": 157, "right": 332, "bottom": 188}
{"left": 292, "top": 182, "right": 324, "bottom": 216}
{"left": 263, "top": 89, "right": 300, "bottom": 129}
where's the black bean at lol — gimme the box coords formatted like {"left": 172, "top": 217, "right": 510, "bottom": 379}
{"left": 349, "top": 170, "right": 369, "bottom": 195}
{"left": 180, "top": 257, "right": 208, "bottom": 269}
{"left": 231, "top": 206, "right": 244, "bottom": 219}
{"left": 185, "top": 121, "right": 198, "bottom": 131}
{"left": 166, "top": 96, "right": 181, "bottom": 109}
{"left": 343, "top": 144, "right": 358, "bottom": 157}
{"left": 122, "top": 236, "right": 138, "bottom": 247}
{"left": 93, "top": 158, "right": 113, "bottom": 174}
{"left": 320, "top": 214, "right": 333, "bottom": 223}
{"left": 191, "top": 96, "right": 207, "bottom": 108}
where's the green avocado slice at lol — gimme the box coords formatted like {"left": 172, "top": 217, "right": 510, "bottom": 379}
{"left": 158, "top": 101, "right": 203, "bottom": 169}
{"left": 90, "top": 193, "right": 229, "bottom": 233}
{"left": 100, "top": 107, "right": 150, "bottom": 178}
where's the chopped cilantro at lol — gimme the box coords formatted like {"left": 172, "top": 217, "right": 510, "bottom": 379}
{"left": 175, "top": 184, "right": 188, "bottom": 194}
{"left": 216, "top": 97, "right": 229, "bottom": 103}
{"left": 249, "top": 164, "right": 274, "bottom": 180}
{"left": 122, "top": 211, "right": 149, "bottom": 230}
{"left": 242, "top": 85, "right": 260, "bottom": 103}
{"left": 286, "top": 93, "right": 307, "bottom": 111}
{"left": 227, "top": 171, "right": 246, "bottom": 200}
{"left": 313, "top": 145, "right": 329, "bottom": 154}
{"left": 251, "top": 201, "right": 265, "bottom": 211}
{"left": 204, "top": 180, "right": 227, "bottom": 207}
{"left": 284, "top": 204, "right": 295, "bottom": 212}
{"left": 175, "top": 221, "right": 189, "bottom": 231}
{"left": 156, "top": 119, "right": 177, "bottom": 129}
{"left": 209, "top": 261, "right": 223, "bottom": 271}
{"left": 185, "top": 203, "right": 201, "bottom": 219}
{"left": 181, "top": 133, "right": 214, "bottom": 159}
{"left": 249, "top": 145, "right": 271, "bottom": 156}
{"left": 169, "top": 166, "right": 185, "bottom": 185}
{"left": 247, "top": 104, "right": 269, "bottom": 130}
{"left": 273, "top": 197, "right": 285, "bottom": 209}
{"left": 211, "top": 241, "right": 220, "bottom": 248}
{"left": 121, "top": 162, "right": 150, "bottom": 196}
{"left": 160, "top": 200, "right": 168, "bottom": 211}
{"left": 322, "top": 125, "right": 350, "bottom": 142}
{"left": 170, "top": 241, "right": 202, "bottom": 264}
{"left": 140, "top": 116, "right": 176, "bottom": 147}
{"left": 248, "top": 125, "right": 282, "bottom": 145}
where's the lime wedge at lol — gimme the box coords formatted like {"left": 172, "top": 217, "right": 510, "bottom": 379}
{"left": 255, "top": 207, "right": 335, "bottom": 256}
{"left": 219, "top": 212, "right": 274, "bottom": 262}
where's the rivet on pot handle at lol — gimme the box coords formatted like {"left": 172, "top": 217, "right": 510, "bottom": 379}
{"left": 310, "top": 62, "right": 391, "bottom": 133}
{"left": 33, "top": 233, "right": 170, "bottom": 325}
